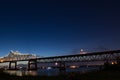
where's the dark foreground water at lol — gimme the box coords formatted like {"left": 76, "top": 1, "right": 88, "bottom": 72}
{"left": 4, "top": 66, "right": 100, "bottom": 76}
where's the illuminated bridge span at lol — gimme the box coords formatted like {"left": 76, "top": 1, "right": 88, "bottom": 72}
{"left": 37, "top": 50, "right": 120, "bottom": 63}
{"left": 0, "top": 51, "right": 37, "bottom": 62}
{"left": 0, "top": 50, "right": 120, "bottom": 70}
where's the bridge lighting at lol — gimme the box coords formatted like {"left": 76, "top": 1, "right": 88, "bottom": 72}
{"left": 111, "top": 61, "right": 117, "bottom": 65}
{"left": 55, "top": 62, "right": 58, "bottom": 66}
{"left": 111, "top": 62, "right": 114, "bottom": 65}
{"left": 70, "top": 65, "right": 79, "bottom": 69}
{"left": 0, "top": 60, "right": 4, "bottom": 62}
{"left": 1, "top": 51, "right": 36, "bottom": 61}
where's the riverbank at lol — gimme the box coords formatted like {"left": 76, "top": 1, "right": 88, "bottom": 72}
{"left": 0, "top": 70, "right": 120, "bottom": 80}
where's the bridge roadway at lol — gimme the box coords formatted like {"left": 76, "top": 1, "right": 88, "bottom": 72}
{"left": 37, "top": 50, "right": 120, "bottom": 63}
{"left": 0, "top": 50, "right": 120, "bottom": 70}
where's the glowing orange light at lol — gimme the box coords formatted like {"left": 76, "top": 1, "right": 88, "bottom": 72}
{"left": 111, "top": 62, "right": 114, "bottom": 65}
{"left": 70, "top": 66, "right": 78, "bottom": 69}
{"left": 0, "top": 60, "right": 4, "bottom": 62}
{"left": 111, "top": 61, "right": 117, "bottom": 65}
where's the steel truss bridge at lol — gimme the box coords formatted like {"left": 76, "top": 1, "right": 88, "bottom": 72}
{"left": 37, "top": 50, "right": 120, "bottom": 63}
{"left": 0, "top": 51, "right": 37, "bottom": 62}
{"left": 0, "top": 50, "right": 120, "bottom": 70}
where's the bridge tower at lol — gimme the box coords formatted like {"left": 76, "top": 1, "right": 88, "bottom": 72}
{"left": 9, "top": 61, "right": 17, "bottom": 70}
{"left": 57, "top": 61, "right": 66, "bottom": 72}
{"left": 28, "top": 59, "right": 37, "bottom": 70}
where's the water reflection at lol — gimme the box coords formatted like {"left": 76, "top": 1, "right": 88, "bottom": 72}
{"left": 4, "top": 66, "right": 100, "bottom": 76}
{"left": 4, "top": 70, "right": 38, "bottom": 76}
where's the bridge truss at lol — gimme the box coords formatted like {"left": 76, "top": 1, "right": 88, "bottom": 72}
{"left": 37, "top": 50, "right": 120, "bottom": 64}
{"left": 0, "top": 51, "right": 37, "bottom": 62}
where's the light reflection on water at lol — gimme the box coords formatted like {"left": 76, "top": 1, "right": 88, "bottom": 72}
{"left": 4, "top": 67, "right": 100, "bottom": 76}
{"left": 4, "top": 70, "right": 38, "bottom": 76}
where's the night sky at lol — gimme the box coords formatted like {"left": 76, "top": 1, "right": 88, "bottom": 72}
{"left": 0, "top": 0, "right": 120, "bottom": 57}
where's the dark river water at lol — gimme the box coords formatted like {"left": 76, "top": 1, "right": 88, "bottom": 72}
{"left": 4, "top": 66, "right": 100, "bottom": 76}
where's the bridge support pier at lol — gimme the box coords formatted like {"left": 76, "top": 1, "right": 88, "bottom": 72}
{"left": 9, "top": 61, "right": 17, "bottom": 70}
{"left": 58, "top": 61, "right": 66, "bottom": 73}
{"left": 28, "top": 59, "right": 37, "bottom": 70}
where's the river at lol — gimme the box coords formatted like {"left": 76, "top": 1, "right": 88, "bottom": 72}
{"left": 4, "top": 66, "right": 100, "bottom": 76}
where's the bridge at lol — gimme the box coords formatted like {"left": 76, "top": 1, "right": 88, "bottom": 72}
{"left": 0, "top": 51, "right": 37, "bottom": 70}
{"left": 0, "top": 50, "right": 120, "bottom": 71}
{"left": 0, "top": 50, "right": 37, "bottom": 62}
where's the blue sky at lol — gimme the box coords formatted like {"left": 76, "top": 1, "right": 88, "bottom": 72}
{"left": 0, "top": 0, "right": 120, "bottom": 57}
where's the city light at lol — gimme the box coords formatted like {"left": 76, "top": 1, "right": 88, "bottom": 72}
{"left": 0, "top": 60, "right": 4, "bottom": 62}
{"left": 70, "top": 66, "right": 79, "bottom": 69}
{"left": 55, "top": 62, "right": 58, "bottom": 66}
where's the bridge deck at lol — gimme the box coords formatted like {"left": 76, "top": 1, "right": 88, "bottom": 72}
{"left": 0, "top": 50, "right": 120, "bottom": 63}
{"left": 37, "top": 50, "right": 120, "bottom": 59}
